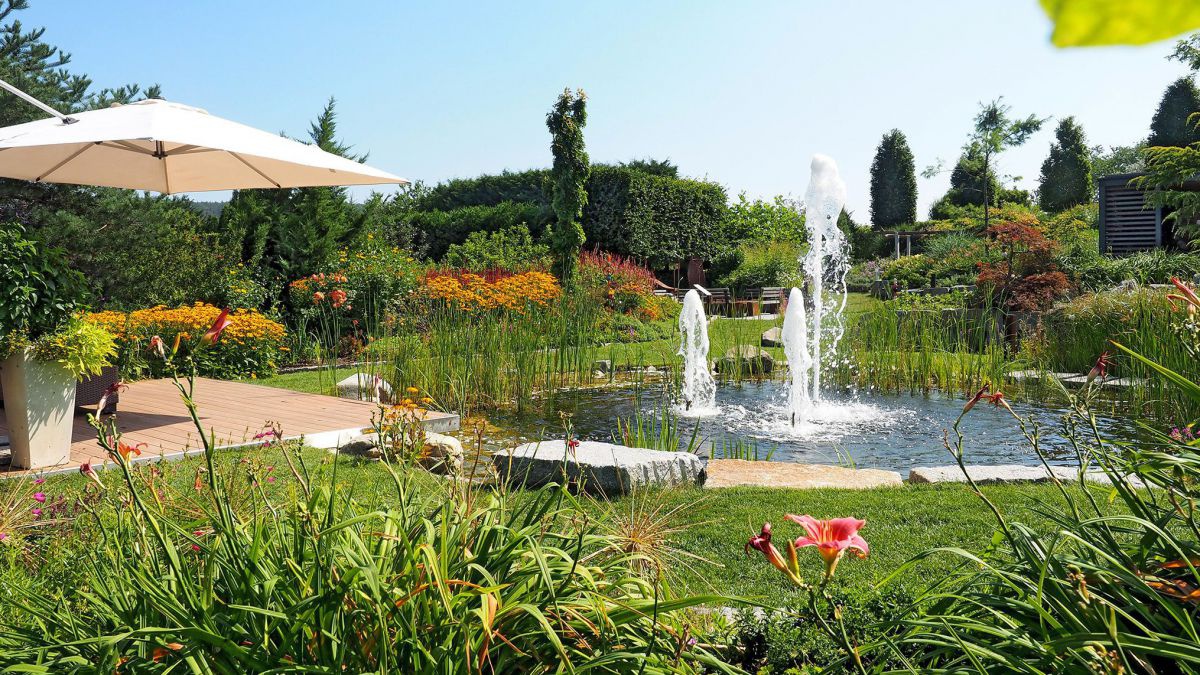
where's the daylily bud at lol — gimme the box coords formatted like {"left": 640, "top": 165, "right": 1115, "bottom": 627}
{"left": 199, "top": 308, "right": 232, "bottom": 347}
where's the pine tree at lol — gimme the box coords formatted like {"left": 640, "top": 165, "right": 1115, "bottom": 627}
{"left": 1037, "top": 117, "right": 1093, "bottom": 211}
{"left": 545, "top": 88, "right": 590, "bottom": 281}
{"left": 1148, "top": 77, "right": 1200, "bottom": 148}
{"left": 868, "top": 129, "right": 917, "bottom": 229}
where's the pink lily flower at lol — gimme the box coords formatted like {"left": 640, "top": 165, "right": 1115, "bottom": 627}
{"left": 199, "top": 308, "right": 233, "bottom": 347}
{"left": 746, "top": 522, "right": 804, "bottom": 585}
{"left": 79, "top": 461, "right": 104, "bottom": 488}
{"left": 1168, "top": 277, "right": 1200, "bottom": 317}
{"left": 1087, "top": 351, "right": 1112, "bottom": 384}
{"left": 786, "top": 515, "right": 869, "bottom": 581}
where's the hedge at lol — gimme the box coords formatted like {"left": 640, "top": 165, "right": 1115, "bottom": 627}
{"left": 409, "top": 201, "right": 552, "bottom": 260}
{"left": 413, "top": 166, "right": 728, "bottom": 268}
{"left": 420, "top": 170, "right": 550, "bottom": 211}
{"left": 584, "top": 166, "right": 727, "bottom": 268}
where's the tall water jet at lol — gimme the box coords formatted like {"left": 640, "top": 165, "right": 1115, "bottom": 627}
{"left": 781, "top": 286, "right": 811, "bottom": 424}
{"left": 677, "top": 289, "right": 717, "bottom": 415}
{"left": 784, "top": 155, "right": 849, "bottom": 424}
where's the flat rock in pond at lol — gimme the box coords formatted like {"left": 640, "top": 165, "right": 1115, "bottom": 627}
{"left": 761, "top": 326, "right": 783, "bottom": 348}
{"left": 493, "top": 440, "right": 706, "bottom": 495}
{"left": 705, "top": 459, "right": 902, "bottom": 489}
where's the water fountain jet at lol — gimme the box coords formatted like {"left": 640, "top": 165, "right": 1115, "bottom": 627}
{"left": 784, "top": 155, "right": 850, "bottom": 425}
{"left": 677, "top": 289, "right": 717, "bottom": 416}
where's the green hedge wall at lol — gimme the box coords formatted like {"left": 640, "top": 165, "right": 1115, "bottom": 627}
{"left": 584, "top": 166, "right": 727, "bottom": 268}
{"left": 415, "top": 166, "right": 728, "bottom": 267}
{"left": 409, "top": 201, "right": 552, "bottom": 260}
{"left": 420, "top": 170, "right": 550, "bottom": 211}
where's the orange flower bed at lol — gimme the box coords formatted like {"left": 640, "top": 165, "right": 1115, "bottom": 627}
{"left": 421, "top": 270, "right": 561, "bottom": 313}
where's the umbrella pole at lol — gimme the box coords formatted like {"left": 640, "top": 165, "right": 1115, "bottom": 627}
{"left": 0, "top": 78, "right": 76, "bottom": 124}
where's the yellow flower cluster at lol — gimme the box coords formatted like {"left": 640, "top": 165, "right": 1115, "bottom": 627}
{"left": 86, "top": 303, "right": 285, "bottom": 346}
{"left": 421, "top": 271, "right": 561, "bottom": 313}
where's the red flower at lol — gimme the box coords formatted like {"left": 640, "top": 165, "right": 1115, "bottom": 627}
{"left": 746, "top": 522, "right": 803, "bottom": 584}
{"left": 963, "top": 384, "right": 989, "bottom": 414}
{"left": 200, "top": 308, "right": 232, "bottom": 347}
{"left": 79, "top": 462, "right": 103, "bottom": 488}
{"left": 149, "top": 335, "right": 167, "bottom": 360}
{"left": 96, "top": 381, "right": 127, "bottom": 416}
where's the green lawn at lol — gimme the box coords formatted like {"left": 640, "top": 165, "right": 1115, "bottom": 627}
{"left": 29, "top": 442, "right": 1084, "bottom": 604}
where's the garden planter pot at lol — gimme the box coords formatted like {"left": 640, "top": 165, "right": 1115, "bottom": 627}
{"left": 1, "top": 350, "right": 75, "bottom": 469}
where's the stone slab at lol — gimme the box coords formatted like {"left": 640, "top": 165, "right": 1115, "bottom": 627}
{"left": 909, "top": 464, "right": 1141, "bottom": 487}
{"left": 493, "top": 440, "right": 706, "bottom": 495}
{"left": 705, "top": 459, "right": 902, "bottom": 489}
{"left": 761, "top": 326, "right": 783, "bottom": 348}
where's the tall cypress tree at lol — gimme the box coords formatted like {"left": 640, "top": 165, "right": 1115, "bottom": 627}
{"left": 545, "top": 88, "right": 590, "bottom": 281}
{"left": 1037, "top": 117, "right": 1093, "bottom": 211}
{"left": 1148, "top": 77, "right": 1200, "bottom": 147}
{"left": 868, "top": 129, "right": 918, "bottom": 229}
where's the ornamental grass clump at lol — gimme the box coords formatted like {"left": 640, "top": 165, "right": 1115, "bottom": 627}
{"left": 0, "top": 311, "right": 734, "bottom": 673}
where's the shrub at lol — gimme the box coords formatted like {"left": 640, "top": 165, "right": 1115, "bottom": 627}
{"left": 721, "top": 193, "right": 805, "bottom": 243}
{"left": 716, "top": 241, "right": 803, "bottom": 291}
{"left": 0, "top": 224, "right": 87, "bottom": 341}
{"left": 881, "top": 254, "right": 934, "bottom": 289}
{"left": 442, "top": 224, "right": 552, "bottom": 272}
{"left": 975, "top": 214, "right": 1071, "bottom": 311}
{"left": 31, "top": 316, "right": 117, "bottom": 380}
{"left": 87, "top": 304, "right": 285, "bottom": 379}
{"left": 579, "top": 250, "right": 657, "bottom": 314}
{"left": 334, "top": 235, "right": 423, "bottom": 328}
{"left": 418, "top": 168, "right": 551, "bottom": 211}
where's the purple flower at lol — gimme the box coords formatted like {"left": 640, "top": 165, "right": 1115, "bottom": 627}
{"left": 31, "top": 508, "right": 42, "bottom": 518}
{"left": 32, "top": 493, "right": 46, "bottom": 503}
{"left": 33, "top": 477, "right": 44, "bottom": 485}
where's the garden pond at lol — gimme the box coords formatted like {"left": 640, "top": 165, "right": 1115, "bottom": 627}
{"left": 459, "top": 381, "right": 1132, "bottom": 474}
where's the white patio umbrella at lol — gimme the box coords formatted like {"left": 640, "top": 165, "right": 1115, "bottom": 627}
{"left": 0, "top": 95, "right": 406, "bottom": 193}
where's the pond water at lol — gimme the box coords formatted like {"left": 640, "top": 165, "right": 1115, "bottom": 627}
{"left": 470, "top": 381, "right": 1131, "bottom": 473}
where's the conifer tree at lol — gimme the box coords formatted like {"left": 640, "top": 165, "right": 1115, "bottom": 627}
{"left": 1037, "top": 116, "right": 1093, "bottom": 211}
{"left": 868, "top": 129, "right": 918, "bottom": 229}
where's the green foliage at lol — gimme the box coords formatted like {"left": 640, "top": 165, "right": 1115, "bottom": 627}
{"left": 1089, "top": 142, "right": 1146, "bottom": 179}
{"left": 546, "top": 88, "right": 591, "bottom": 279}
{"left": 716, "top": 241, "right": 803, "bottom": 290}
{"left": 334, "top": 235, "right": 423, "bottom": 329}
{"left": 869, "top": 129, "right": 918, "bottom": 229}
{"left": 1135, "top": 141, "right": 1200, "bottom": 245}
{"left": 0, "top": 224, "right": 86, "bottom": 341}
{"left": 621, "top": 157, "right": 679, "bottom": 178}
{"left": 721, "top": 193, "right": 805, "bottom": 243}
{"left": 409, "top": 201, "right": 550, "bottom": 261}
{"left": 219, "top": 98, "right": 367, "bottom": 281}
{"left": 442, "top": 224, "right": 551, "bottom": 272}
{"left": 929, "top": 147, "right": 998, "bottom": 218}
{"left": 29, "top": 190, "right": 235, "bottom": 309}
{"left": 418, "top": 169, "right": 551, "bottom": 211}
{"left": 731, "top": 587, "right": 916, "bottom": 673}
{"left": 1148, "top": 77, "right": 1200, "bottom": 148}
{"left": 585, "top": 165, "right": 727, "bottom": 268}
{"left": 30, "top": 315, "right": 115, "bottom": 380}
{"left": 881, "top": 254, "right": 934, "bottom": 290}
{"left": 1038, "top": 116, "right": 1093, "bottom": 212}
{"left": 1042, "top": 0, "right": 1200, "bottom": 46}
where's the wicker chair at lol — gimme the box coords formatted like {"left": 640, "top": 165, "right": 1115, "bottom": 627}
{"left": 0, "top": 365, "right": 120, "bottom": 415}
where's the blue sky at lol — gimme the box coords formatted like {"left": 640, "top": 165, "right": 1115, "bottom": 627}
{"left": 18, "top": 1, "right": 1194, "bottom": 219}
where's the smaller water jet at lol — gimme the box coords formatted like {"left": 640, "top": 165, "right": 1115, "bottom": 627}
{"left": 677, "top": 289, "right": 717, "bottom": 416}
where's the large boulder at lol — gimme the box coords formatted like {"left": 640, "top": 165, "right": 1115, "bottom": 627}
{"left": 336, "top": 374, "right": 392, "bottom": 403}
{"left": 761, "top": 326, "right": 783, "bottom": 348}
{"left": 420, "top": 432, "right": 464, "bottom": 475}
{"left": 714, "top": 346, "right": 774, "bottom": 376}
{"left": 493, "top": 440, "right": 706, "bottom": 495}
{"left": 909, "top": 464, "right": 1142, "bottom": 487}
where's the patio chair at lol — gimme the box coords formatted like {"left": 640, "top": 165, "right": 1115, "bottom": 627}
{"left": 759, "top": 287, "right": 784, "bottom": 315}
{"left": 0, "top": 365, "right": 120, "bottom": 415}
{"left": 704, "top": 287, "right": 733, "bottom": 316}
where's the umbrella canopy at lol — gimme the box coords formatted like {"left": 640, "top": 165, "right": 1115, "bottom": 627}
{"left": 0, "top": 98, "right": 406, "bottom": 194}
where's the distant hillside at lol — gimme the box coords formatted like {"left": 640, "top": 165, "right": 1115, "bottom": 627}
{"left": 191, "top": 200, "right": 227, "bottom": 218}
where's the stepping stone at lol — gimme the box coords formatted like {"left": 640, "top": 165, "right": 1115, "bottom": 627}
{"left": 761, "top": 326, "right": 783, "bottom": 348}
{"left": 336, "top": 373, "right": 393, "bottom": 402}
{"left": 909, "top": 464, "right": 1142, "bottom": 487}
{"left": 493, "top": 440, "right": 706, "bottom": 495}
{"left": 705, "top": 459, "right": 902, "bottom": 489}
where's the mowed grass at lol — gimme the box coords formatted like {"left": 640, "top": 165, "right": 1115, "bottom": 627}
{"left": 29, "top": 441, "right": 1089, "bottom": 604}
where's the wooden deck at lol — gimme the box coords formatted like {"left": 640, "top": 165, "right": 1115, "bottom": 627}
{"left": 0, "top": 377, "right": 460, "bottom": 475}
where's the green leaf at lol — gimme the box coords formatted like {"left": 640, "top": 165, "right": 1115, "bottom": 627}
{"left": 1041, "top": 0, "right": 1200, "bottom": 47}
